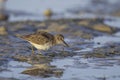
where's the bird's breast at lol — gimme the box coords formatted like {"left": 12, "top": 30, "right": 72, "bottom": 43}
{"left": 29, "top": 42, "right": 52, "bottom": 50}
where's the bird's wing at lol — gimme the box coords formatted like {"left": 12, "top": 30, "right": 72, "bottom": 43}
{"left": 21, "top": 31, "right": 54, "bottom": 45}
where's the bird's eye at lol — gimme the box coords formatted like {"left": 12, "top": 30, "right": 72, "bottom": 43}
{"left": 57, "top": 37, "right": 62, "bottom": 40}
{"left": 60, "top": 37, "right": 64, "bottom": 41}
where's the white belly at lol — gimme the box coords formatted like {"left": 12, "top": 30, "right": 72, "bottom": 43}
{"left": 29, "top": 42, "right": 51, "bottom": 50}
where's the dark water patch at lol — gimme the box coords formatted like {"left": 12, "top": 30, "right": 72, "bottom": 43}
{"left": 83, "top": 42, "right": 120, "bottom": 58}
{"left": 0, "top": 77, "right": 20, "bottom": 80}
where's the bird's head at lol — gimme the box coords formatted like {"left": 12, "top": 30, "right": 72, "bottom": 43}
{"left": 55, "top": 34, "right": 69, "bottom": 47}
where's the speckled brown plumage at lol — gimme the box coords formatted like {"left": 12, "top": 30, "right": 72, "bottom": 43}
{"left": 21, "top": 31, "right": 54, "bottom": 45}
{"left": 20, "top": 31, "right": 69, "bottom": 51}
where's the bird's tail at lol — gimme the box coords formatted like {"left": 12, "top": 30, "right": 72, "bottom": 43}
{"left": 15, "top": 34, "right": 27, "bottom": 40}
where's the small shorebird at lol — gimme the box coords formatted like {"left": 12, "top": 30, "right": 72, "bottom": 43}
{"left": 20, "top": 31, "right": 69, "bottom": 55}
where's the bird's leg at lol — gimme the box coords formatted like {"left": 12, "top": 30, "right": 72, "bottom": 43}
{"left": 31, "top": 45, "right": 35, "bottom": 57}
{"left": 30, "top": 45, "right": 35, "bottom": 65}
{"left": 37, "top": 50, "right": 45, "bottom": 62}
{"left": 62, "top": 47, "right": 65, "bottom": 51}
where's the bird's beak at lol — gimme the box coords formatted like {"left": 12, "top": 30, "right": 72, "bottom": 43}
{"left": 62, "top": 40, "right": 69, "bottom": 47}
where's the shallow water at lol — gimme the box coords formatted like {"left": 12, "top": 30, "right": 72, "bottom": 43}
{"left": 0, "top": 0, "right": 120, "bottom": 80}
{"left": 5, "top": 0, "right": 120, "bottom": 21}
{"left": 51, "top": 57, "right": 120, "bottom": 80}
{"left": 6, "top": 0, "right": 89, "bottom": 14}
{"left": 1, "top": 56, "right": 120, "bottom": 80}
{"left": 104, "top": 18, "right": 120, "bottom": 28}
{"left": 6, "top": 0, "right": 90, "bottom": 21}
{"left": 93, "top": 36, "right": 120, "bottom": 44}
{"left": 0, "top": 61, "right": 32, "bottom": 79}
{"left": 0, "top": 19, "right": 120, "bottom": 80}
{"left": 1, "top": 34, "right": 120, "bottom": 80}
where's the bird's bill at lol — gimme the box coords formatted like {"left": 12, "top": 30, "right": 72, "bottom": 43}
{"left": 62, "top": 40, "right": 69, "bottom": 47}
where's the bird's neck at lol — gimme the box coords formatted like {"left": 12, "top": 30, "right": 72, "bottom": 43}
{"left": 52, "top": 37, "right": 58, "bottom": 45}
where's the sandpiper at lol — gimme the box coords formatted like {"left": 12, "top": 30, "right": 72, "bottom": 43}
{"left": 20, "top": 31, "right": 69, "bottom": 55}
